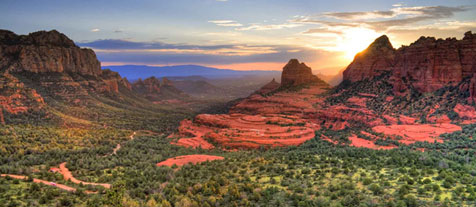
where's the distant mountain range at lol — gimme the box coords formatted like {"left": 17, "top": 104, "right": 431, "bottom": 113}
{"left": 104, "top": 65, "right": 281, "bottom": 81}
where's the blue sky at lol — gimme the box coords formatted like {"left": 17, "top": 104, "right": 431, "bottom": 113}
{"left": 1, "top": 0, "right": 475, "bottom": 73}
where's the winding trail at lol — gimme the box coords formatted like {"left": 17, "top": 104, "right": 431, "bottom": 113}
{"left": 1, "top": 174, "right": 95, "bottom": 194}
{"left": 51, "top": 131, "right": 137, "bottom": 189}
{"left": 106, "top": 131, "right": 136, "bottom": 157}
{"left": 57, "top": 162, "right": 111, "bottom": 189}
{"left": 1, "top": 131, "right": 137, "bottom": 194}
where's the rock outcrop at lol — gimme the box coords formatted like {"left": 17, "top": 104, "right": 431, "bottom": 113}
{"left": 343, "top": 35, "right": 395, "bottom": 82}
{"left": 132, "top": 77, "right": 187, "bottom": 101}
{"left": 132, "top": 77, "right": 162, "bottom": 95}
{"left": 470, "top": 74, "right": 476, "bottom": 102}
{"left": 256, "top": 78, "right": 280, "bottom": 94}
{"left": 343, "top": 31, "right": 476, "bottom": 97}
{"left": 0, "top": 29, "right": 132, "bottom": 96}
{"left": 0, "top": 29, "right": 136, "bottom": 121}
{"left": 281, "top": 59, "right": 320, "bottom": 87}
{"left": 0, "top": 30, "right": 101, "bottom": 76}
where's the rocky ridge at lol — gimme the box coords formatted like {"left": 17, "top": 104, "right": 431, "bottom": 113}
{"left": 132, "top": 76, "right": 187, "bottom": 101}
{"left": 343, "top": 31, "right": 476, "bottom": 99}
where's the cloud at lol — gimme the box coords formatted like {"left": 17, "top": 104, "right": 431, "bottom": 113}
{"left": 209, "top": 20, "right": 243, "bottom": 27}
{"left": 114, "top": 29, "right": 123, "bottom": 33}
{"left": 323, "top": 10, "right": 396, "bottom": 20}
{"left": 79, "top": 39, "right": 331, "bottom": 66}
{"left": 302, "top": 28, "right": 343, "bottom": 35}
{"left": 79, "top": 39, "right": 237, "bottom": 51}
{"left": 91, "top": 28, "right": 100, "bottom": 32}
{"left": 292, "top": 5, "right": 472, "bottom": 31}
{"left": 235, "top": 23, "right": 302, "bottom": 31}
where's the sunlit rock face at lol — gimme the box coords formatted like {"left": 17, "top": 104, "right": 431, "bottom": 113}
{"left": 0, "top": 28, "right": 136, "bottom": 117}
{"left": 343, "top": 31, "right": 476, "bottom": 97}
{"left": 281, "top": 59, "right": 320, "bottom": 87}
{"left": 343, "top": 35, "right": 395, "bottom": 82}
{"left": 0, "top": 30, "right": 101, "bottom": 76}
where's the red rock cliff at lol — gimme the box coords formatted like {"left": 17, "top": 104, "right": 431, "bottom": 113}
{"left": 0, "top": 30, "right": 101, "bottom": 76}
{"left": 343, "top": 35, "right": 395, "bottom": 82}
{"left": 343, "top": 31, "right": 476, "bottom": 97}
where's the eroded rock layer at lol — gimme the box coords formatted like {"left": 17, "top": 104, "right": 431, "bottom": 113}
{"left": 343, "top": 31, "right": 476, "bottom": 97}
{"left": 171, "top": 60, "right": 333, "bottom": 149}
{"left": 0, "top": 29, "right": 133, "bottom": 121}
{"left": 281, "top": 59, "right": 321, "bottom": 87}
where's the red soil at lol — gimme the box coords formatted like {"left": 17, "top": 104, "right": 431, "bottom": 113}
{"left": 157, "top": 155, "right": 224, "bottom": 167}
{"left": 347, "top": 97, "right": 367, "bottom": 107}
{"left": 348, "top": 134, "right": 396, "bottom": 150}
{"left": 172, "top": 85, "right": 327, "bottom": 149}
{"left": 320, "top": 134, "right": 339, "bottom": 144}
{"left": 428, "top": 114, "right": 451, "bottom": 124}
{"left": 454, "top": 104, "right": 476, "bottom": 123}
{"left": 372, "top": 124, "right": 461, "bottom": 145}
{"left": 50, "top": 162, "right": 111, "bottom": 189}
{"left": 1, "top": 174, "right": 95, "bottom": 194}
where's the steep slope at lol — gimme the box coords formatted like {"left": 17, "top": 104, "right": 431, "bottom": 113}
{"left": 343, "top": 31, "right": 476, "bottom": 99}
{"left": 173, "top": 32, "right": 476, "bottom": 151}
{"left": 0, "top": 30, "right": 194, "bottom": 131}
{"left": 343, "top": 35, "right": 395, "bottom": 82}
{"left": 171, "top": 59, "right": 329, "bottom": 149}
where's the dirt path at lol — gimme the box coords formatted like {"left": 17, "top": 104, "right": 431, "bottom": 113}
{"left": 57, "top": 162, "right": 111, "bottom": 189}
{"left": 1, "top": 131, "right": 138, "bottom": 193}
{"left": 106, "top": 131, "right": 136, "bottom": 157}
{"left": 1, "top": 174, "right": 96, "bottom": 194}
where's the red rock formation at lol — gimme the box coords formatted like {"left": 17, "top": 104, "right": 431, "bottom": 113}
{"left": 0, "top": 29, "right": 138, "bottom": 122}
{"left": 342, "top": 31, "right": 476, "bottom": 96}
{"left": 470, "top": 74, "right": 476, "bottom": 102}
{"left": 343, "top": 35, "right": 395, "bottom": 82}
{"left": 132, "top": 77, "right": 162, "bottom": 94}
{"left": 255, "top": 78, "right": 280, "bottom": 94}
{"left": 0, "top": 30, "right": 101, "bottom": 76}
{"left": 0, "top": 29, "right": 132, "bottom": 96}
{"left": 281, "top": 59, "right": 320, "bottom": 87}
{"left": 161, "top": 77, "right": 173, "bottom": 86}
{"left": 132, "top": 77, "right": 187, "bottom": 101}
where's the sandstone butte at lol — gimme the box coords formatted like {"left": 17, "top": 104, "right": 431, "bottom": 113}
{"left": 171, "top": 59, "right": 328, "bottom": 150}
{"left": 172, "top": 32, "right": 476, "bottom": 151}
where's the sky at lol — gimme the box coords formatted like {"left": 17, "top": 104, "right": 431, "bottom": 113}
{"left": 1, "top": 0, "right": 475, "bottom": 74}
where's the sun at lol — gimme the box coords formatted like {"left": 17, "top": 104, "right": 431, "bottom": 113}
{"left": 337, "top": 28, "right": 382, "bottom": 61}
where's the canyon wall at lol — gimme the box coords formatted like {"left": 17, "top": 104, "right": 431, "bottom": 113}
{"left": 343, "top": 31, "right": 476, "bottom": 98}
